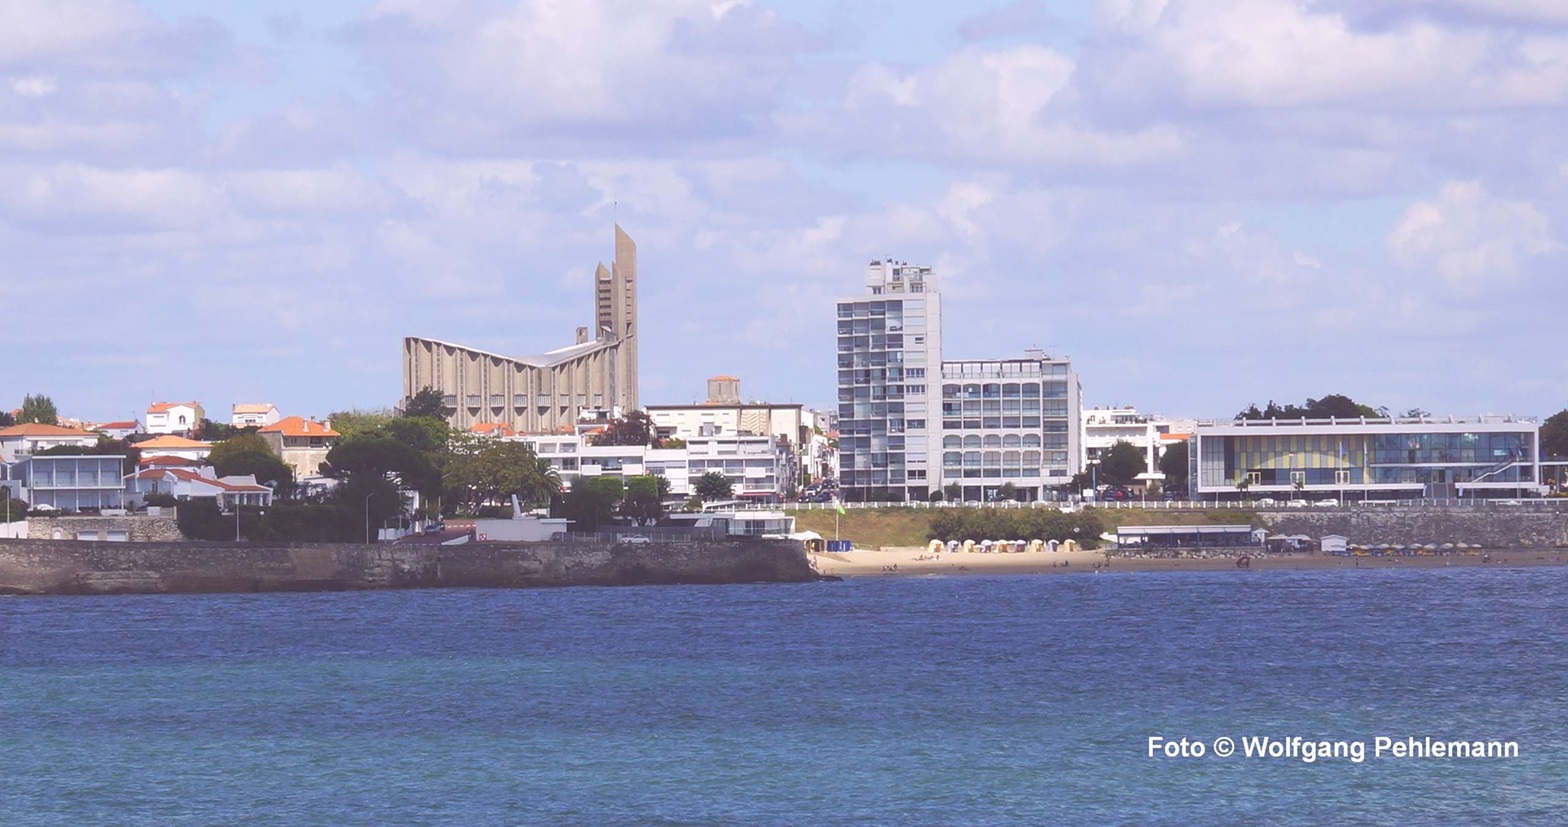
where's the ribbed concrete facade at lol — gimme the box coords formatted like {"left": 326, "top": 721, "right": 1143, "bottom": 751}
{"left": 403, "top": 227, "right": 639, "bottom": 433}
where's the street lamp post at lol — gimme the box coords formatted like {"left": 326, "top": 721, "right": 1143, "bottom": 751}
{"left": 234, "top": 499, "right": 241, "bottom": 542}
{"left": 364, "top": 493, "right": 374, "bottom": 544}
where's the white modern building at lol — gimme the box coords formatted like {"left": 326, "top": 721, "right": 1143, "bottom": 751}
{"left": 519, "top": 432, "right": 788, "bottom": 501}
{"left": 939, "top": 351, "right": 1082, "bottom": 502}
{"left": 835, "top": 259, "right": 943, "bottom": 502}
{"left": 647, "top": 375, "right": 837, "bottom": 491}
{"left": 1191, "top": 415, "right": 1544, "bottom": 500}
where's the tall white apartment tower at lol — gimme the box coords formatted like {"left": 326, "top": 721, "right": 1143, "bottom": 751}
{"left": 835, "top": 259, "right": 943, "bottom": 501}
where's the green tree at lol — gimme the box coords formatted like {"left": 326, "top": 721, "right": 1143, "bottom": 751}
{"left": 206, "top": 432, "right": 284, "bottom": 480}
{"left": 1098, "top": 440, "right": 1145, "bottom": 486}
{"left": 176, "top": 499, "right": 231, "bottom": 541}
{"left": 995, "top": 482, "right": 1018, "bottom": 502}
{"left": 0, "top": 410, "right": 13, "bottom": 426}
{"left": 694, "top": 471, "right": 733, "bottom": 500}
{"left": 943, "top": 482, "right": 961, "bottom": 501}
{"left": 443, "top": 434, "right": 554, "bottom": 511}
{"left": 403, "top": 387, "right": 448, "bottom": 420}
{"left": 325, "top": 409, "right": 395, "bottom": 441}
{"left": 1542, "top": 408, "right": 1568, "bottom": 459}
{"left": 2, "top": 490, "right": 27, "bottom": 523}
{"left": 1237, "top": 394, "right": 1382, "bottom": 421}
{"left": 196, "top": 419, "right": 241, "bottom": 441}
{"left": 1159, "top": 441, "right": 1189, "bottom": 488}
{"left": 323, "top": 435, "right": 441, "bottom": 499}
{"left": 929, "top": 508, "right": 1103, "bottom": 549}
{"left": 621, "top": 475, "right": 666, "bottom": 525}
{"left": 561, "top": 476, "right": 624, "bottom": 531}
{"left": 213, "top": 449, "right": 294, "bottom": 489}
{"left": 387, "top": 416, "right": 449, "bottom": 454}
{"left": 18, "top": 394, "right": 58, "bottom": 425}
{"left": 590, "top": 410, "right": 659, "bottom": 447}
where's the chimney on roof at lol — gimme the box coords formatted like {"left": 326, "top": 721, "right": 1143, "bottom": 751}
{"left": 576, "top": 326, "right": 589, "bottom": 345}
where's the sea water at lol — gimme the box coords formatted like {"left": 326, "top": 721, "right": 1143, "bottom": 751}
{"left": 2, "top": 568, "right": 1565, "bottom": 825}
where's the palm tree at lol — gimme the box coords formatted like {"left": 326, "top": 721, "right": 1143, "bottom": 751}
{"left": 529, "top": 457, "right": 561, "bottom": 506}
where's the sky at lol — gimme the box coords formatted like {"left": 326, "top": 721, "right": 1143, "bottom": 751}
{"left": 4, "top": 0, "right": 1567, "bottom": 425}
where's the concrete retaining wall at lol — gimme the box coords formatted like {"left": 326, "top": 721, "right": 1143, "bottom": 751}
{"left": 1261, "top": 507, "right": 1568, "bottom": 548}
{"left": 0, "top": 538, "right": 819, "bottom": 596}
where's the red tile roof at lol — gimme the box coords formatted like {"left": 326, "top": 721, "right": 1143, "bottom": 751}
{"left": 0, "top": 423, "right": 101, "bottom": 438}
{"left": 137, "top": 435, "right": 212, "bottom": 449}
{"left": 142, "top": 455, "right": 201, "bottom": 467}
{"left": 259, "top": 416, "right": 340, "bottom": 438}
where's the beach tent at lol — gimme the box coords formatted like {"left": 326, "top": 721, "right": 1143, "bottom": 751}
{"left": 1047, "top": 539, "right": 1060, "bottom": 552}
{"left": 1061, "top": 539, "right": 1080, "bottom": 552}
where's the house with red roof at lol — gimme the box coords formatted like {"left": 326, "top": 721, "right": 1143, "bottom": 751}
{"left": 136, "top": 434, "right": 213, "bottom": 463}
{"left": 231, "top": 403, "right": 281, "bottom": 428}
{"left": 0, "top": 423, "right": 103, "bottom": 463}
{"left": 93, "top": 420, "right": 140, "bottom": 440}
{"left": 125, "top": 466, "right": 273, "bottom": 509}
{"left": 146, "top": 401, "right": 204, "bottom": 435}
{"left": 259, "top": 417, "right": 341, "bottom": 477}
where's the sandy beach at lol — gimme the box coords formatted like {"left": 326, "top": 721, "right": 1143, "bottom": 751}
{"left": 809, "top": 547, "right": 1568, "bottom": 578}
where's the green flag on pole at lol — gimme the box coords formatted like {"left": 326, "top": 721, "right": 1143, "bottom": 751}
{"left": 835, "top": 497, "right": 846, "bottom": 515}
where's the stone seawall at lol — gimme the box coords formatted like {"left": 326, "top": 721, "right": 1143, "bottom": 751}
{"left": 1261, "top": 507, "right": 1568, "bottom": 548}
{"left": 0, "top": 539, "right": 820, "bottom": 596}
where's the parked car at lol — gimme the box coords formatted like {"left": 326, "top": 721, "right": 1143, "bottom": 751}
{"left": 1287, "top": 500, "right": 1310, "bottom": 508}
{"left": 622, "top": 535, "right": 651, "bottom": 544}
{"left": 1255, "top": 498, "right": 1278, "bottom": 507}
{"left": 423, "top": 522, "right": 445, "bottom": 534}
{"left": 1314, "top": 499, "right": 1339, "bottom": 508}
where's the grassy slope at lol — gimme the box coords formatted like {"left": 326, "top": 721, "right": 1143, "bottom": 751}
{"left": 787, "top": 506, "right": 1260, "bottom": 549}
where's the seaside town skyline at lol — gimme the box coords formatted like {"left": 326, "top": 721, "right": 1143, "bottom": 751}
{"left": 5, "top": 0, "right": 1567, "bottom": 423}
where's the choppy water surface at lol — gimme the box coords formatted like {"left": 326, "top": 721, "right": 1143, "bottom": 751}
{"left": 2, "top": 568, "right": 1565, "bottom": 825}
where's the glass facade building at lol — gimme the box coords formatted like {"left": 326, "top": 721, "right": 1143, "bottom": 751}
{"left": 1191, "top": 417, "right": 1542, "bottom": 499}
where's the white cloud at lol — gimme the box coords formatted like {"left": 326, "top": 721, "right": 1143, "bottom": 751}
{"left": 1083, "top": 0, "right": 1568, "bottom": 110}
{"left": 792, "top": 44, "right": 1184, "bottom": 166}
{"left": 1388, "top": 180, "right": 1560, "bottom": 291}
{"left": 0, "top": 162, "right": 227, "bottom": 232}
{"left": 345, "top": 0, "right": 817, "bottom": 154}
{"left": 10, "top": 75, "right": 55, "bottom": 97}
